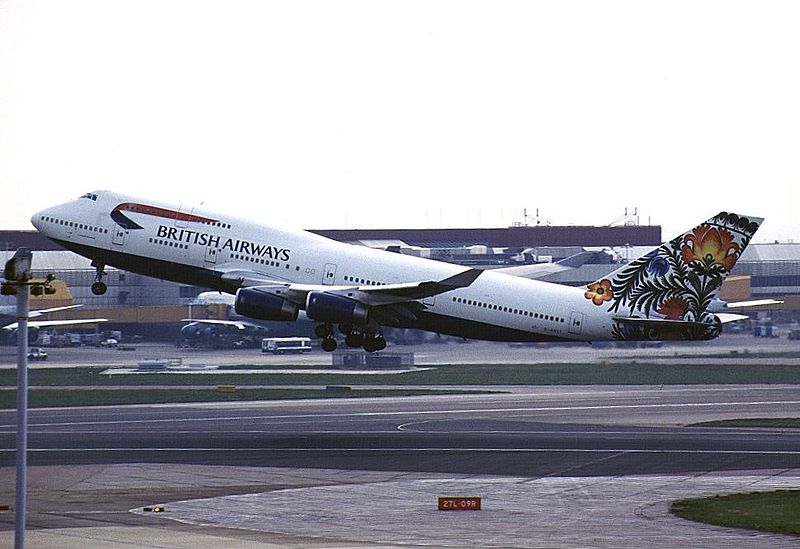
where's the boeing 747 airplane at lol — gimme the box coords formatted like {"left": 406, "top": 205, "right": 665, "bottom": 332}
{"left": 31, "top": 191, "right": 762, "bottom": 352}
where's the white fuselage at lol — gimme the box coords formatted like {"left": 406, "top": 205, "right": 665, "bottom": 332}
{"left": 31, "top": 191, "right": 614, "bottom": 343}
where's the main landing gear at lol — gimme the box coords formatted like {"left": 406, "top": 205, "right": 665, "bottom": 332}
{"left": 91, "top": 260, "right": 107, "bottom": 295}
{"left": 315, "top": 323, "right": 387, "bottom": 353}
{"left": 315, "top": 323, "right": 338, "bottom": 352}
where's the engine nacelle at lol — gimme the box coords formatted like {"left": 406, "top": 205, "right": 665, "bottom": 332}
{"left": 305, "top": 292, "right": 369, "bottom": 325}
{"left": 235, "top": 287, "right": 299, "bottom": 321}
{"left": 180, "top": 324, "right": 202, "bottom": 339}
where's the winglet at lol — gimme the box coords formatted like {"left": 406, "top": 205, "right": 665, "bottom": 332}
{"left": 439, "top": 268, "right": 483, "bottom": 289}
{"left": 354, "top": 268, "right": 482, "bottom": 302}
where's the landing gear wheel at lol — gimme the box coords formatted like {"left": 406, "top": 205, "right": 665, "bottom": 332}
{"left": 91, "top": 260, "right": 107, "bottom": 295}
{"left": 315, "top": 323, "right": 333, "bottom": 339}
{"left": 321, "top": 337, "right": 338, "bottom": 352}
{"left": 345, "top": 331, "right": 364, "bottom": 348}
{"left": 363, "top": 335, "right": 387, "bottom": 353}
{"left": 91, "top": 281, "right": 107, "bottom": 295}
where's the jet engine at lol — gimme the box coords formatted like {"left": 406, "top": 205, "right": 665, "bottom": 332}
{"left": 180, "top": 324, "right": 202, "bottom": 339}
{"left": 305, "top": 292, "right": 369, "bottom": 325}
{"left": 179, "top": 323, "right": 220, "bottom": 342}
{"left": 234, "top": 287, "right": 299, "bottom": 321}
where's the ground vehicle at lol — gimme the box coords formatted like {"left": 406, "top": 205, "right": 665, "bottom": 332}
{"left": 262, "top": 337, "right": 312, "bottom": 354}
{"left": 99, "top": 338, "right": 118, "bottom": 347}
{"left": 27, "top": 348, "right": 48, "bottom": 361}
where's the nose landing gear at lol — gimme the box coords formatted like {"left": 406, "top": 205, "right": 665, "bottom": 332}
{"left": 91, "top": 260, "right": 107, "bottom": 295}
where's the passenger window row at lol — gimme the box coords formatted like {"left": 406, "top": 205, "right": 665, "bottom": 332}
{"left": 149, "top": 238, "right": 188, "bottom": 250}
{"left": 451, "top": 296, "right": 565, "bottom": 323}
{"left": 39, "top": 216, "right": 109, "bottom": 234}
{"left": 344, "top": 275, "right": 387, "bottom": 286}
{"left": 231, "top": 253, "right": 301, "bottom": 271}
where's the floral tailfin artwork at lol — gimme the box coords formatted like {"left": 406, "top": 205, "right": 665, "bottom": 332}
{"left": 583, "top": 212, "right": 763, "bottom": 341}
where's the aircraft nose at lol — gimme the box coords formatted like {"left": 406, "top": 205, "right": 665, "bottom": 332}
{"left": 31, "top": 205, "right": 57, "bottom": 233}
{"left": 30, "top": 209, "right": 44, "bottom": 231}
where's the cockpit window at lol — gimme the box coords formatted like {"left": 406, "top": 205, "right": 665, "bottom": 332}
{"left": 80, "top": 193, "right": 98, "bottom": 201}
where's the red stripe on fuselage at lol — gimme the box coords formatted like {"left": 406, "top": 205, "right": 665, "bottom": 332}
{"left": 113, "top": 203, "right": 218, "bottom": 224}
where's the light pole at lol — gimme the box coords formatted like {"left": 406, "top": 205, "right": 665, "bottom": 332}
{"left": 2, "top": 248, "right": 55, "bottom": 549}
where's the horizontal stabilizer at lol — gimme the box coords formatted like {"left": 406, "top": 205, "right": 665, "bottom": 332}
{"left": 724, "top": 299, "right": 784, "bottom": 309}
{"left": 613, "top": 316, "right": 721, "bottom": 341}
{"left": 714, "top": 313, "right": 749, "bottom": 324}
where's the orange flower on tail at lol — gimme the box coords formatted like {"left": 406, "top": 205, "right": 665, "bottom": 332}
{"left": 681, "top": 226, "right": 740, "bottom": 273}
{"left": 657, "top": 297, "right": 689, "bottom": 320}
{"left": 585, "top": 279, "right": 614, "bottom": 306}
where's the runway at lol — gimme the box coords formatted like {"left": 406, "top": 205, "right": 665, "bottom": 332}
{"left": 3, "top": 385, "right": 800, "bottom": 474}
{"left": 1, "top": 380, "right": 799, "bottom": 545}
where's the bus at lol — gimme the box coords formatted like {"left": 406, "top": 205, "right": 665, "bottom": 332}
{"left": 261, "top": 337, "right": 313, "bottom": 354}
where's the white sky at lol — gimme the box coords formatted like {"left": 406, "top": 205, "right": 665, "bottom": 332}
{"left": 1, "top": 1, "right": 799, "bottom": 242}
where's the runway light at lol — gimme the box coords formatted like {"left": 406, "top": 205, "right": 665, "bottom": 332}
{"left": 143, "top": 506, "right": 165, "bottom": 512}
{"left": 438, "top": 497, "right": 481, "bottom": 511}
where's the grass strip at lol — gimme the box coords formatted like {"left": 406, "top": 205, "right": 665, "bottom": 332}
{"left": 689, "top": 418, "right": 800, "bottom": 428}
{"left": 5, "top": 362, "right": 800, "bottom": 388}
{"left": 0, "top": 387, "right": 491, "bottom": 409}
{"left": 671, "top": 490, "right": 800, "bottom": 536}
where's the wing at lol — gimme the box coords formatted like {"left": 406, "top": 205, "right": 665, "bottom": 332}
{"left": 494, "top": 251, "right": 598, "bottom": 280}
{"left": 282, "top": 268, "right": 480, "bottom": 305}
{"left": 28, "top": 304, "right": 84, "bottom": 318}
{"left": 234, "top": 268, "right": 482, "bottom": 326}
{"left": 180, "top": 319, "right": 249, "bottom": 330}
{"left": 4, "top": 318, "right": 108, "bottom": 330}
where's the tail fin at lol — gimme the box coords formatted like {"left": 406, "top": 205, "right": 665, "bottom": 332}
{"left": 586, "top": 212, "right": 763, "bottom": 325}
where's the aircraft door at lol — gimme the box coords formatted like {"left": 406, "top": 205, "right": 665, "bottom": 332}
{"left": 204, "top": 246, "right": 218, "bottom": 265}
{"left": 569, "top": 312, "right": 584, "bottom": 335}
{"left": 112, "top": 226, "right": 126, "bottom": 247}
{"left": 323, "top": 263, "right": 337, "bottom": 285}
